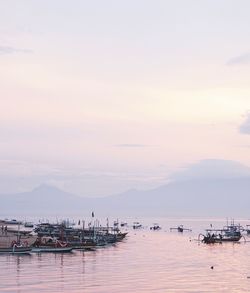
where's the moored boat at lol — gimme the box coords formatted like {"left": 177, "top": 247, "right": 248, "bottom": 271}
{"left": 0, "top": 246, "right": 32, "bottom": 254}
{"left": 32, "top": 246, "right": 73, "bottom": 253}
{"left": 0, "top": 219, "right": 23, "bottom": 225}
{"left": 170, "top": 225, "right": 192, "bottom": 233}
{"left": 0, "top": 232, "right": 35, "bottom": 254}
{"left": 0, "top": 231, "right": 37, "bottom": 248}
{"left": 133, "top": 222, "right": 142, "bottom": 229}
{"left": 120, "top": 222, "right": 128, "bottom": 227}
{"left": 24, "top": 222, "right": 34, "bottom": 228}
{"left": 116, "top": 232, "right": 128, "bottom": 241}
{"left": 200, "top": 221, "right": 243, "bottom": 244}
{"left": 150, "top": 223, "right": 161, "bottom": 230}
{"left": 32, "top": 236, "right": 73, "bottom": 253}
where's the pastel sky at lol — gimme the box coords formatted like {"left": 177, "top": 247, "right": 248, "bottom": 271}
{"left": 1, "top": 0, "right": 250, "bottom": 196}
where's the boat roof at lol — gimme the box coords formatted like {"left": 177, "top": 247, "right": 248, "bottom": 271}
{"left": 205, "top": 228, "right": 234, "bottom": 232}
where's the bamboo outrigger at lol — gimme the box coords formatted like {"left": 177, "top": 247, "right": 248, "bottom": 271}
{"left": 199, "top": 221, "right": 243, "bottom": 244}
{"left": 170, "top": 225, "right": 192, "bottom": 233}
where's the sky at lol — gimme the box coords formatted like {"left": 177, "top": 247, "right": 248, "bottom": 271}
{"left": 1, "top": 0, "right": 250, "bottom": 196}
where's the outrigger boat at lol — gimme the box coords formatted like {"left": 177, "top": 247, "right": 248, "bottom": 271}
{"left": 33, "top": 223, "right": 128, "bottom": 251}
{"left": 120, "top": 222, "right": 128, "bottom": 227}
{"left": 170, "top": 225, "right": 192, "bottom": 233}
{"left": 0, "top": 216, "right": 128, "bottom": 253}
{"left": 0, "top": 219, "right": 23, "bottom": 225}
{"left": 32, "top": 246, "right": 73, "bottom": 253}
{"left": 199, "top": 221, "right": 243, "bottom": 244}
{"left": 0, "top": 246, "right": 32, "bottom": 254}
{"left": 24, "top": 222, "right": 34, "bottom": 228}
{"left": 132, "top": 222, "right": 142, "bottom": 229}
{"left": 32, "top": 237, "right": 73, "bottom": 253}
{"left": 0, "top": 229, "right": 35, "bottom": 254}
{"left": 243, "top": 225, "right": 250, "bottom": 235}
{"left": 150, "top": 223, "right": 161, "bottom": 230}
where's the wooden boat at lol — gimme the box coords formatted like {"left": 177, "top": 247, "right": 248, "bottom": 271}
{"left": 150, "top": 223, "right": 161, "bottom": 230}
{"left": 66, "top": 239, "right": 97, "bottom": 250}
{"left": 0, "top": 232, "right": 34, "bottom": 254}
{"left": 243, "top": 224, "right": 250, "bottom": 234}
{"left": 0, "top": 219, "right": 23, "bottom": 225}
{"left": 170, "top": 225, "right": 192, "bottom": 233}
{"left": 200, "top": 231, "right": 242, "bottom": 244}
{"left": 116, "top": 232, "right": 128, "bottom": 240}
{"left": 133, "top": 222, "right": 142, "bottom": 229}
{"left": 120, "top": 222, "right": 128, "bottom": 227}
{"left": 24, "top": 222, "right": 34, "bottom": 228}
{"left": 0, "top": 231, "right": 37, "bottom": 248}
{"left": 200, "top": 221, "right": 243, "bottom": 244}
{"left": 32, "top": 236, "right": 73, "bottom": 253}
{"left": 72, "top": 245, "right": 96, "bottom": 251}
{"left": 0, "top": 244, "right": 32, "bottom": 254}
{"left": 32, "top": 246, "right": 73, "bottom": 253}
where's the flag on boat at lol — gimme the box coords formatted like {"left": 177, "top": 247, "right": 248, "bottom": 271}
{"left": 92, "top": 211, "right": 95, "bottom": 218}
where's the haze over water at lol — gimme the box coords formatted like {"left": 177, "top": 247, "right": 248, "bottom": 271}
{"left": 1, "top": 218, "right": 250, "bottom": 293}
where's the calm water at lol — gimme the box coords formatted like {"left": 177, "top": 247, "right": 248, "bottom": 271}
{"left": 1, "top": 218, "right": 250, "bottom": 293}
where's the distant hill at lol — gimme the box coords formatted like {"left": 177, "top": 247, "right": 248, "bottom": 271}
{"left": 1, "top": 178, "right": 250, "bottom": 217}
{"left": 0, "top": 184, "right": 90, "bottom": 216}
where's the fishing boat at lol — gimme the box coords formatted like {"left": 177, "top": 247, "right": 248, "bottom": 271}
{"left": 32, "top": 246, "right": 73, "bottom": 253}
{"left": 170, "top": 225, "right": 192, "bottom": 233}
{"left": 0, "top": 245, "right": 32, "bottom": 254}
{"left": 0, "top": 219, "right": 23, "bottom": 225}
{"left": 0, "top": 231, "right": 37, "bottom": 247}
{"left": 132, "top": 222, "right": 142, "bottom": 229}
{"left": 150, "top": 223, "right": 161, "bottom": 230}
{"left": 116, "top": 232, "right": 128, "bottom": 240}
{"left": 0, "top": 230, "right": 35, "bottom": 254}
{"left": 64, "top": 237, "right": 98, "bottom": 250}
{"left": 32, "top": 236, "right": 73, "bottom": 253}
{"left": 120, "top": 222, "right": 128, "bottom": 227}
{"left": 199, "top": 221, "right": 243, "bottom": 244}
{"left": 24, "top": 222, "right": 34, "bottom": 228}
{"left": 244, "top": 225, "right": 250, "bottom": 235}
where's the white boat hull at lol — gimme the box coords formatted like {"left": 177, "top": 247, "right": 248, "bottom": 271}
{"left": 32, "top": 247, "right": 73, "bottom": 253}
{"left": 0, "top": 247, "right": 32, "bottom": 254}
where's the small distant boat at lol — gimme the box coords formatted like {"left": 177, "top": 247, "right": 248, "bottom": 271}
{"left": 170, "top": 225, "right": 192, "bottom": 233}
{"left": 150, "top": 223, "right": 161, "bottom": 230}
{"left": 244, "top": 225, "right": 250, "bottom": 235}
{"left": 132, "top": 222, "right": 142, "bottom": 229}
{"left": 120, "top": 222, "right": 128, "bottom": 227}
{"left": 1, "top": 219, "right": 23, "bottom": 225}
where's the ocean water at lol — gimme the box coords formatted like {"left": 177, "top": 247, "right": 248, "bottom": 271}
{"left": 1, "top": 218, "right": 250, "bottom": 293}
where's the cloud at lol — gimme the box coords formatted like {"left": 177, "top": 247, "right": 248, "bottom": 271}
{"left": 0, "top": 46, "right": 32, "bottom": 55}
{"left": 115, "top": 144, "right": 148, "bottom": 148}
{"left": 170, "top": 159, "right": 250, "bottom": 181}
{"left": 0, "top": 123, "right": 87, "bottom": 143}
{"left": 239, "top": 113, "right": 250, "bottom": 134}
{"left": 226, "top": 52, "right": 250, "bottom": 66}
